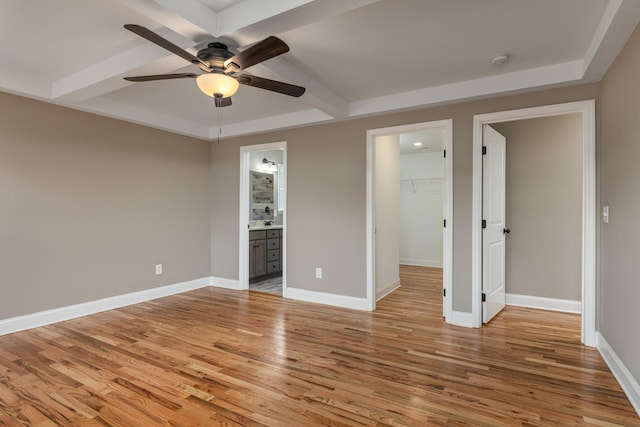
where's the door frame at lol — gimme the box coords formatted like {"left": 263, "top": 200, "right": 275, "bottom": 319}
{"left": 239, "top": 141, "right": 287, "bottom": 292}
{"left": 471, "top": 100, "right": 596, "bottom": 346}
{"left": 366, "top": 119, "right": 453, "bottom": 320}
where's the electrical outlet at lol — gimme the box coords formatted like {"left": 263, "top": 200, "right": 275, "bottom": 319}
{"left": 315, "top": 268, "right": 322, "bottom": 279}
{"left": 155, "top": 264, "right": 163, "bottom": 275}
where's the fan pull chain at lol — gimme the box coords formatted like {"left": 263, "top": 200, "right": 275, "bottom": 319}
{"left": 216, "top": 99, "right": 221, "bottom": 144}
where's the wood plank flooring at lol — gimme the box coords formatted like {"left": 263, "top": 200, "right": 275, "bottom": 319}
{"left": 1, "top": 265, "right": 638, "bottom": 426}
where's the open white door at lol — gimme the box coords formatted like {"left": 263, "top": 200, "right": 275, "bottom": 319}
{"left": 482, "top": 125, "right": 507, "bottom": 323}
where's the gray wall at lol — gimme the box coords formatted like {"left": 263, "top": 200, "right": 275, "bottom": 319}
{"left": 0, "top": 92, "right": 211, "bottom": 319}
{"left": 600, "top": 24, "right": 640, "bottom": 383}
{"left": 212, "top": 122, "right": 368, "bottom": 296}
{"left": 210, "top": 83, "right": 600, "bottom": 310}
{"left": 493, "top": 115, "right": 582, "bottom": 301}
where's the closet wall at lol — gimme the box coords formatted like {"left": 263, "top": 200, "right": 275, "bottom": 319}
{"left": 399, "top": 151, "right": 444, "bottom": 267}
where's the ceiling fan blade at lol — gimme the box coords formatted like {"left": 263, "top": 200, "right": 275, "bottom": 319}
{"left": 224, "top": 36, "right": 289, "bottom": 73}
{"left": 124, "top": 73, "right": 198, "bottom": 82}
{"left": 237, "top": 74, "right": 305, "bottom": 97}
{"left": 214, "top": 96, "right": 232, "bottom": 108}
{"left": 124, "top": 24, "right": 208, "bottom": 70}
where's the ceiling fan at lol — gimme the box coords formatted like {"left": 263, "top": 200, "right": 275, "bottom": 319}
{"left": 123, "top": 24, "right": 306, "bottom": 107}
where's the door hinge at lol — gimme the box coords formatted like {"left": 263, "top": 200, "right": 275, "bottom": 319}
{"left": 482, "top": 293, "right": 486, "bottom": 302}
{"left": 443, "top": 219, "right": 446, "bottom": 228}
{"left": 482, "top": 219, "right": 487, "bottom": 229}
{"left": 443, "top": 149, "right": 446, "bottom": 158}
{"left": 443, "top": 289, "right": 446, "bottom": 297}
{"left": 482, "top": 146, "right": 487, "bottom": 155}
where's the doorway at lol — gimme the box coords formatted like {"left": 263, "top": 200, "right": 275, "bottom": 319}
{"left": 366, "top": 120, "right": 453, "bottom": 319}
{"left": 472, "top": 100, "right": 596, "bottom": 346}
{"left": 239, "top": 142, "right": 287, "bottom": 295}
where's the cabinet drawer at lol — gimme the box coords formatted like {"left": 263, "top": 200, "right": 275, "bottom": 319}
{"left": 266, "top": 260, "right": 280, "bottom": 273}
{"left": 249, "top": 230, "right": 267, "bottom": 240}
{"left": 267, "top": 229, "right": 281, "bottom": 238}
{"left": 267, "top": 238, "right": 280, "bottom": 249}
{"left": 267, "top": 249, "right": 279, "bottom": 261}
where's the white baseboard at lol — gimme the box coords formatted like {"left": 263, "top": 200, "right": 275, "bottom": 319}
{"left": 0, "top": 277, "right": 211, "bottom": 336}
{"left": 506, "top": 293, "right": 581, "bottom": 314}
{"left": 210, "top": 276, "right": 242, "bottom": 290}
{"left": 449, "top": 310, "right": 474, "bottom": 328}
{"left": 400, "top": 258, "right": 443, "bottom": 268}
{"left": 376, "top": 279, "right": 401, "bottom": 301}
{"left": 285, "top": 287, "right": 370, "bottom": 311}
{"left": 597, "top": 332, "right": 640, "bottom": 416}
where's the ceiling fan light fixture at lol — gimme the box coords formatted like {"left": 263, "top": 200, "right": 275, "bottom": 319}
{"left": 196, "top": 73, "right": 239, "bottom": 98}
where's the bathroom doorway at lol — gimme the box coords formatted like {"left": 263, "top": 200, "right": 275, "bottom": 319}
{"left": 239, "top": 142, "right": 287, "bottom": 296}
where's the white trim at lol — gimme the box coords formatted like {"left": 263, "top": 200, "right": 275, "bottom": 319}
{"left": 0, "top": 277, "right": 211, "bottom": 336}
{"left": 217, "top": 110, "right": 332, "bottom": 139}
{"left": 210, "top": 276, "right": 242, "bottom": 290}
{"left": 285, "top": 287, "right": 370, "bottom": 311}
{"left": 366, "top": 132, "right": 376, "bottom": 311}
{"left": 239, "top": 141, "right": 287, "bottom": 294}
{"left": 443, "top": 121, "right": 454, "bottom": 322}
{"left": 239, "top": 146, "right": 250, "bottom": 291}
{"left": 506, "top": 293, "right": 581, "bottom": 314}
{"left": 597, "top": 332, "right": 640, "bottom": 416}
{"left": 400, "top": 259, "right": 443, "bottom": 268}
{"left": 450, "top": 311, "right": 474, "bottom": 328}
{"left": 366, "top": 119, "right": 453, "bottom": 319}
{"left": 376, "top": 279, "right": 401, "bottom": 301}
{"left": 471, "top": 100, "right": 596, "bottom": 347}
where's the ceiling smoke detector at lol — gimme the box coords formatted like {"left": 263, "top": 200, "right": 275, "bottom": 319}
{"left": 491, "top": 54, "right": 510, "bottom": 66}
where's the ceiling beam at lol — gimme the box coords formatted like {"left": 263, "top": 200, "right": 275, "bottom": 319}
{"left": 581, "top": 0, "right": 640, "bottom": 82}
{"left": 250, "top": 58, "right": 349, "bottom": 119}
{"left": 349, "top": 61, "right": 584, "bottom": 118}
{"left": 214, "top": 109, "right": 333, "bottom": 139}
{"left": 51, "top": 30, "right": 196, "bottom": 102}
{"left": 217, "top": 0, "right": 317, "bottom": 40}
{"left": 220, "top": 0, "right": 383, "bottom": 44}
{"left": 79, "top": 97, "right": 211, "bottom": 140}
{"left": 117, "top": 0, "right": 219, "bottom": 39}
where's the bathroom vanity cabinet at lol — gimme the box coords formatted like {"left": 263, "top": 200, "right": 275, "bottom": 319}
{"left": 249, "top": 228, "right": 282, "bottom": 281}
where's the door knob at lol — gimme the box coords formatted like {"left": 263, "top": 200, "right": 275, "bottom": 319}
{"left": 503, "top": 228, "right": 511, "bottom": 234}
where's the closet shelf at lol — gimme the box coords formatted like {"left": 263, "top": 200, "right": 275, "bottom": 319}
{"left": 400, "top": 177, "right": 443, "bottom": 194}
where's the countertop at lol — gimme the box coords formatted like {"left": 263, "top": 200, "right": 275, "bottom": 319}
{"left": 249, "top": 225, "right": 283, "bottom": 230}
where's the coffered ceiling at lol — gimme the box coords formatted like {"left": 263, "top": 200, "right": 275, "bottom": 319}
{"left": 2, "top": 0, "right": 639, "bottom": 140}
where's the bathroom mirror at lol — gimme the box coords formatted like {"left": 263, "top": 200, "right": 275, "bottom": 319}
{"left": 250, "top": 171, "right": 275, "bottom": 220}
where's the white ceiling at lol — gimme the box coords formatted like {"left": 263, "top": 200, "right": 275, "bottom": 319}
{"left": 399, "top": 131, "right": 444, "bottom": 155}
{"left": 2, "top": 0, "right": 639, "bottom": 141}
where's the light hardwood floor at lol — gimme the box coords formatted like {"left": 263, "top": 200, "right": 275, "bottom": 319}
{"left": 0, "top": 266, "right": 638, "bottom": 425}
